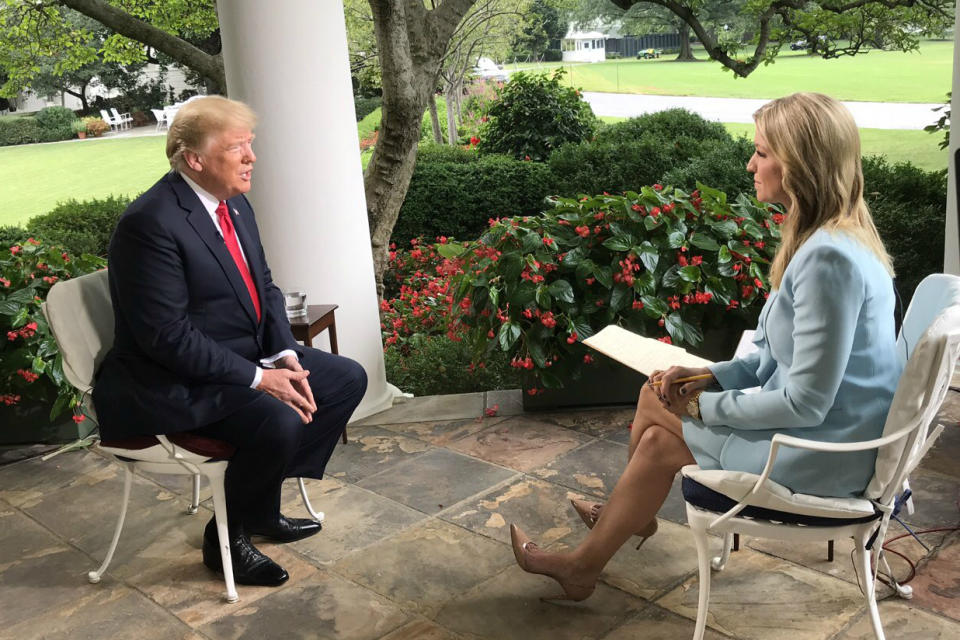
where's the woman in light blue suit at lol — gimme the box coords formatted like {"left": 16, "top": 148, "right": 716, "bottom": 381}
{"left": 510, "top": 93, "right": 901, "bottom": 602}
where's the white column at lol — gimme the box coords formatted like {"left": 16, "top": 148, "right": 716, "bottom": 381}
{"left": 946, "top": 2, "right": 960, "bottom": 275}
{"left": 218, "top": 0, "right": 396, "bottom": 420}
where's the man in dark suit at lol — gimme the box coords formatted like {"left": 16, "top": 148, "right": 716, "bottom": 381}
{"left": 93, "top": 96, "right": 367, "bottom": 586}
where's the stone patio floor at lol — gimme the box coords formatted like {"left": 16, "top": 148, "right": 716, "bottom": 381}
{"left": 1, "top": 388, "right": 958, "bottom": 640}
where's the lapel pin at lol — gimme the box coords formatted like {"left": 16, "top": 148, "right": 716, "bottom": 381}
{"left": 232, "top": 208, "right": 239, "bottom": 216}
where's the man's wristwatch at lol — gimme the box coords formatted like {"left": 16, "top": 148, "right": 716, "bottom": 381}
{"left": 686, "top": 390, "right": 703, "bottom": 420}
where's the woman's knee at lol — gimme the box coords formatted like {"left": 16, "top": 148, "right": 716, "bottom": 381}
{"left": 632, "top": 424, "right": 687, "bottom": 467}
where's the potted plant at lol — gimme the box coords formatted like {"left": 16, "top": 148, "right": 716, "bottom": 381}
{"left": 449, "top": 183, "right": 784, "bottom": 408}
{"left": 0, "top": 238, "right": 106, "bottom": 443}
{"left": 72, "top": 119, "right": 88, "bottom": 139}
{"left": 83, "top": 116, "right": 110, "bottom": 137}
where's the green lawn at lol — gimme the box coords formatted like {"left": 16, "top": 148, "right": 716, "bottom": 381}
{"left": 509, "top": 40, "right": 953, "bottom": 103}
{"left": 1, "top": 135, "right": 168, "bottom": 226}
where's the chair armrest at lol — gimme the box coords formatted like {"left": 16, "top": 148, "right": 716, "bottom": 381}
{"left": 706, "top": 423, "right": 924, "bottom": 530}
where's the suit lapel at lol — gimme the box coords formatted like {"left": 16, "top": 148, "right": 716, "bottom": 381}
{"left": 172, "top": 175, "right": 259, "bottom": 327}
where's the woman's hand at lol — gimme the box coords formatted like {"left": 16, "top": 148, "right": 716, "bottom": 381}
{"left": 648, "top": 366, "right": 714, "bottom": 417}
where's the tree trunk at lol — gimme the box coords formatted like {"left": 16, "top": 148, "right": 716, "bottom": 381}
{"left": 675, "top": 22, "right": 694, "bottom": 61}
{"left": 444, "top": 83, "right": 459, "bottom": 145}
{"left": 428, "top": 92, "right": 443, "bottom": 143}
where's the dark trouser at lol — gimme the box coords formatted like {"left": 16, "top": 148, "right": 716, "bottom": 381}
{"left": 195, "top": 348, "right": 367, "bottom": 529}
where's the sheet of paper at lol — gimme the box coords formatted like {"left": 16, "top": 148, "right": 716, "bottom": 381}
{"left": 583, "top": 325, "right": 713, "bottom": 375}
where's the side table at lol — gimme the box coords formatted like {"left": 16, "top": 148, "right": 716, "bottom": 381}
{"left": 288, "top": 304, "right": 348, "bottom": 444}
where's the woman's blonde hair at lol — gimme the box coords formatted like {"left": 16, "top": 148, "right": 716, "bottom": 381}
{"left": 754, "top": 92, "right": 894, "bottom": 288}
{"left": 166, "top": 96, "right": 257, "bottom": 171}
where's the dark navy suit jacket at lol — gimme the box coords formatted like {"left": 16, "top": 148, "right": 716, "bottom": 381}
{"left": 94, "top": 172, "right": 301, "bottom": 438}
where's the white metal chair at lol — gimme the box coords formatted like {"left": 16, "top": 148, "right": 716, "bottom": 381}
{"left": 150, "top": 108, "right": 168, "bottom": 132}
{"left": 99, "top": 109, "right": 120, "bottom": 132}
{"left": 43, "top": 269, "right": 326, "bottom": 603}
{"left": 681, "top": 273, "right": 960, "bottom": 640}
{"left": 110, "top": 107, "right": 133, "bottom": 130}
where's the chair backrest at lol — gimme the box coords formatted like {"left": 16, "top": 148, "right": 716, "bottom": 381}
{"left": 41, "top": 269, "right": 114, "bottom": 394}
{"left": 110, "top": 108, "right": 122, "bottom": 118}
{"left": 150, "top": 108, "right": 165, "bottom": 122}
{"left": 865, "top": 301, "right": 960, "bottom": 500}
{"left": 896, "top": 273, "right": 960, "bottom": 364}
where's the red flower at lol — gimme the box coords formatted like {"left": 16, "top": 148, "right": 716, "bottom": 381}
{"left": 469, "top": 136, "right": 480, "bottom": 146}
{"left": 72, "top": 414, "right": 86, "bottom": 424}
{"left": 575, "top": 225, "right": 590, "bottom": 238}
{"left": 16, "top": 369, "right": 39, "bottom": 383}
{"left": 566, "top": 332, "right": 578, "bottom": 344}
{"left": 524, "top": 155, "right": 531, "bottom": 161}
{"left": 6, "top": 331, "right": 17, "bottom": 341}
{"left": 772, "top": 213, "right": 785, "bottom": 225}
{"left": 585, "top": 277, "right": 595, "bottom": 285}
{"left": 10, "top": 245, "right": 20, "bottom": 255}
{"left": 691, "top": 255, "right": 703, "bottom": 266}
{"left": 484, "top": 404, "right": 499, "bottom": 417}
{"left": 677, "top": 255, "right": 688, "bottom": 267}
{"left": 0, "top": 277, "right": 9, "bottom": 287}
{"left": 583, "top": 354, "right": 594, "bottom": 364}
{"left": 650, "top": 207, "right": 661, "bottom": 218}
{"left": 632, "top": 300, "right": 644, "bottom": 311}
{"left": 657, "top": 336, "right": 672, "bottom": 344}
{"left": 653, "top": 183, "right": 663, "bottom": 191}
{"left": 1, "top": 394, "right": 21, "bottom": 406}
{"left": 542, "top": 237, "right": 554, "bottom": 246}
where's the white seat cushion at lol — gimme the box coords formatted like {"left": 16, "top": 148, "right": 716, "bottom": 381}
{"left": 681, "top": 465, "right": 875, "bottom": 520}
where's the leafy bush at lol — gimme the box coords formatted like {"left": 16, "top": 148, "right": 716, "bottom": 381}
{"left": 477, "top": 69, "right": 596, "bottom": 161}
{"left": 35, "top": 106, "right": 76, "bottom": 132}
{"left": 0, "top": 226, "right": 30, "bottom": 247}
{"left": 548, "top": 134, "right": 676, "bottom": 196}
{"left": 662, "top": 136, "right": 755, "bottom": 196}
{"left": 416, "top": 142, "right": 479, "bottom": 164}
{"left": 541, "top": 50, "right": 563, "bottom": 62}
{"left": 594, "top": 109, "right": 730, "bottom": 146}
{"left": 27, "top": 196, "right": 130, "bottom": 257}
{"left": 384, "top": 335, "right": 518, "bottom": 396}
{"left": 450, "top": 184, "right": 782, "bottom": 391}
{"left": 1, "top": 238, "right": 106, "bottom": 420}
{"left": 82, "top": 116, "right": 110, "bottom": 137}
{"left": 393, "top": 154, "right": 555, "bottom": 247}
{"left": 861, "top": 156, "right": 946, "bottom": 304}
{"left": 0, "top": 117, "right": 45, "bottom": 146}
{"left": 354, "top": 95, "right": 382, "bottom": 122}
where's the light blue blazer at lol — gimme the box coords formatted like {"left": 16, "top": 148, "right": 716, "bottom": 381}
{"left": 683, "top": 229, "right": 902, "bottom": 498}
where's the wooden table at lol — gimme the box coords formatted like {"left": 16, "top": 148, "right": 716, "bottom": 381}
{"left": 288, "top": 304, "right": 339, "bottom": 351}
{"left": 288, "top": 304, "right": 347, "bottom": 443}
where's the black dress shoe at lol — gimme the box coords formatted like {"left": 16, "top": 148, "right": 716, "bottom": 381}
{"left": 202, "top": 520, "right": 288, "bottom": 587}
{"left": 246, "top": 514, "right": 322, "bottom": 543}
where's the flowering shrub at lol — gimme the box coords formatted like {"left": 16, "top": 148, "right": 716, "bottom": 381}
{"left": 449, "top": 183, "right": 784, "bottom": 390}
{"left": 0, "top": 238, "right": 105, "bottom": 421}
{"left": 379, "top": 238, "right": 519, "bottom": 395}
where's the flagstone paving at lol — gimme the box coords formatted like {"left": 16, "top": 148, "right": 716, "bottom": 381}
{"left": 0, "top": 388, "right": 957, "bottom": 639}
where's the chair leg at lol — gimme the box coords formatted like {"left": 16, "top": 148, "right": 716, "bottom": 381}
{"left": 827, "top": 539, "right": 834, "bottom": 562}
{"left": 88, "top": 463, "right": 134, "bottom": 584}
{"left": 209, "top": 474, "right": 239, "bottom": 603}
{"left": 712, "top": 533, "right": 733, "bottom": 571}
{"left": 297, "top": 477, "right": 326, "bottom": 523}
{"left": 855, "top": 531, "right": 886, "bottom": 640}
{"left": 187, "top": 474, "right": 200, "bottom": 514}
{"left": 692, "top": 524, "right": 713, "bottom": 640}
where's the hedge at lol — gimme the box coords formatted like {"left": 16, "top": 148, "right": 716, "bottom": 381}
{"left": 392, "top": 153, "right": 555, "bottom": 247}
{"left": 26, "top": 196, "right": 131, "bottom": 257}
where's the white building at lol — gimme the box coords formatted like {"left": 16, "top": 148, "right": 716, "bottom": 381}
{"left": 561, "top": 27, "right": 607, "bottom": 63}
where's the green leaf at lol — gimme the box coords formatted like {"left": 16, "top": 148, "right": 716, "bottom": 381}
{"left": 435, "top": 242, "right": 466, "bottom": 259}
{"left": 0, "top": 301, "right": 18, "bottom": 316}
{"left": 538, "top": 368, "right": 564, "bottom": 389}
{"left": 499, "top": 251, "right": 523, "bottom": 281}
{"left": 667, "top": 231, "right": 685, "bottom": 249}
{"left": 32, "top": 356, "right": 45, "bottom": 373}
{"left": 548, "top": 279, "right": 575, "bottom": 303}
{"left": 6, "top": 287, "right": 38, "bottom": 304}
{"left": 678, "top": 265, "right": 702, "bottom": 282}
{"left": 641, "top": 295, "right": 668, "bottom": 317}
{"left": 665, "top": 312, "right": 704, "bottom": 346}
{"left": 528, "top": 338, "right": 548, "bottom": 368}
{"left": 498, "top": 322, "right": 521, "bottom": 351}
{"left": 571, "top": 318, "right": 594, "bottom": 340}
{"left": 643, "top": 215, "right": 661, "bottom": 231}
{"left": 662, "top": 264, "right": 681, "bottom": 288}
{"left": 488, "top": 286, "right": 500, "bottom": 309}
{"left": 593, "top": 265, "right": 613, "bottom": 289}
{"left": 602, "top": 235, "right": 633, "bottom": 252}
{"left": 718, "top": 245, "right": 732, "bottom": 263}
{"left": 610, "top": 285, "right": 630, "bottom": 313}
{"left": 562, "top": 247, "right": 584, "bottom": 268}
{"left": 690, "top": 232, "right": 721, "bottom": 251}
{"left": 635, "top": 270, "right": 656, "bottom": 295}
{"left": 710, "top": 219, "right": 738, "bottom": 238}
{"left": 636, "top": 241, "right": 659, "bottom": 272}
{"left": 535, "top": 285, "right": 552, "bottom": 308}
{"left": 50, "top": 393, "right": 71, "bottom": 421}
{"left": 522, "top": 231, "right": 542, "bottom": 253}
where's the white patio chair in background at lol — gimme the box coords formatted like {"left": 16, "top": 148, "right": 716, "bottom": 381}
{"left": 42, "top": 269, "right": 327, "bottom": 603}
{"left": 99, "top": 109, "right": 120, "bottom": 132}
{"left": 150, "top": 108, "right": 168, "bottom": 132}
{"left": 681, "top": 273, "right": 960, "bottom": 640}
{"left": 110, "top": 108, "right": 133, "bottom": 130}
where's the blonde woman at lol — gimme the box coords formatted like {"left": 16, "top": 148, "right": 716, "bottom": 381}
{"left": 511, "top": 93, "right": 902, "bottom": 602}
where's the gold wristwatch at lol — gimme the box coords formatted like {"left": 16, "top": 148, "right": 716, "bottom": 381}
{"left": 686, "top": 390, "right": 703, "bottom": 420}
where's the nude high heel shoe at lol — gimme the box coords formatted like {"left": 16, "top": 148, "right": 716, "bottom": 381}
{"left": 510, "top": 524, "right": 594, "bottom": 603}
{"left": 570, "top": 499, "right": 658, "bottom": 549}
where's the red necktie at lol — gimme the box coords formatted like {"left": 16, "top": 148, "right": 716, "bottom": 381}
{"left": 216, "top": 201, "right": 261, "bottom": 321}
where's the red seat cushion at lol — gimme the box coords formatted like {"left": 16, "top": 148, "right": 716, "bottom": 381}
{"left": 100, "top": 433, "right": 235, "bottom": 459}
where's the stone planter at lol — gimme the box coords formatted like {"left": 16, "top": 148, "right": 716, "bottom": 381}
{"left": 0, "top": 402, "right": 83, "bottom": 445}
